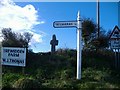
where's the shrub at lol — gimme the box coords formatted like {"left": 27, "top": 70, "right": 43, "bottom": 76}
{"left": 82, "top": 68, "right": 111, "bottom": 82}
{"left": 2, "top": 73, "right": 23, "bottom": 88}
{"left": 13, "top": 77, "right": 42, "bottom": 89}
{"left": 60, "top": 69, "right": 75, "bottom": 80}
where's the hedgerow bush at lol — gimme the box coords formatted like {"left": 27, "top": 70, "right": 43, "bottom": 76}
{"left": 2, "top": 48, "right": 120, "bottom": 89}
{"left": 2, "top": 73, "right": 24, "bottom": 89}
{"left": 13, "top": 77, "right": 42, "bottom": 89}
{"left": 82, "top": 49, "right": 114, "bottom": 69}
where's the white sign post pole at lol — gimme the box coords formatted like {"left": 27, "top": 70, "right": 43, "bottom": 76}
{"left": 53, "top": 11, "right": 82, "bottom": 80}
{"left": 77, "top": 11, "right": 82, "bottom": 80}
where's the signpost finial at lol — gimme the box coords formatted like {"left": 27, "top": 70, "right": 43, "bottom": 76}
{"left": 77, "top": 11, "right": 81, "bottom": 29}
{"left": 77, "top": 11, "right": 80, "bottom": 21}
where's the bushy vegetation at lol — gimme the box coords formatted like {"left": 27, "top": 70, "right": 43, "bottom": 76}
{"left": 13, "top": 77, "right": 42, "bottom": 89}
{"left": 2, "top": 49, "right": 120, "bottom": 89}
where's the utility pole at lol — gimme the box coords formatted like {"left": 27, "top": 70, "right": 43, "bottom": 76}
{"left": 118, "top": 1, "right": 120, "bottom": 28}
{"left": 97, "top": 0, "right": 100, "bottom": 38}
{"left": 0, "top": 61, "right": 1, "bottom": 89}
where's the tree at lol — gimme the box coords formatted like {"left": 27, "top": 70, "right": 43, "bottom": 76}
{"left": 82, "top": 19, "right": 111, "bottom": 50}
{"left": 90, "top": 30, "right": 109, "bottom": 49}
{"left": 1, "top": 28, "right": 33, "bottom": 48}
{"left": 82, "top": 18, "right": 97, "bottom": 49}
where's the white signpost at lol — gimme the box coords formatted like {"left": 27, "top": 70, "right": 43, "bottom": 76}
{"left": 109, "top": 26, "right": 120, "bottom": 69}
{"left": 1, "top": 47, "right": 26, "bottom": 67}
{"left": 53, "top": 11, "right": 82, "bottom": 80}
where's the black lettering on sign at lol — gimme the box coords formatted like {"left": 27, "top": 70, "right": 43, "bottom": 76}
{"left": 8, "top": 53, "right": 19, "bottom": 57}
{"left": 3, "top": 58, "right": 24, "bottom": 64}
{"left": 3, "top": 49, "right": 24, "bottom": 53}
{"left": 2, "top": 58, "right": 6, "bottom": 62}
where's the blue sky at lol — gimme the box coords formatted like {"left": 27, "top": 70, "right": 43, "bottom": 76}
{"left": 17, "top": 2, "right": 118, "bottom": 52}
{"left": 0, "top": 1, "right": 119, "bottom": 52}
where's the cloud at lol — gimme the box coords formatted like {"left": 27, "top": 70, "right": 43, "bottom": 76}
{"left": 27, "top": 30, "right": 44, "bottom": 45}
{"left": 0, "top": 0, "right": 45, "bottom": 45}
